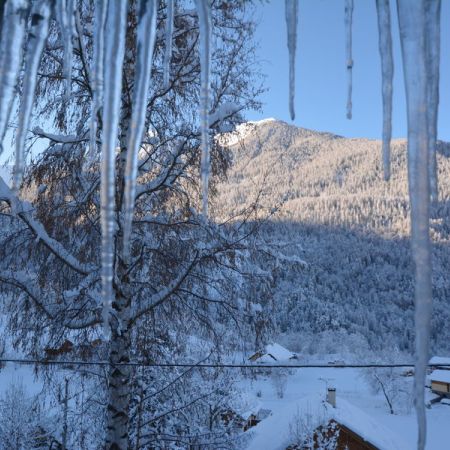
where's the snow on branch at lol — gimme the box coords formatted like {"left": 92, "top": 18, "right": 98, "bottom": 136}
{"left": 0, "top": 270, "right": 100, "bottom": 329}
{"left": 131, "top": 252, "right": 199, "bottom": 323}
{"left": 208, "top": 102, "right": 241, "bottom": 127}
{"left": 32, "top": 126, "right": 87, "bottom": 144}
{"left": 0, "top": 176, "right": 96, "bottom": 275}
{"left": 135, "top": 154, "right": 185, "bottom": 200}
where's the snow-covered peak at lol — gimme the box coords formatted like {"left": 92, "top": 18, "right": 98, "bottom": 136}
{"left": 246, "top": 117, "right": 277, "bottom": 126}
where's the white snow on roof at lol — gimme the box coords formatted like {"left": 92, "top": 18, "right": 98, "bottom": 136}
{"left": 430, "top": 370, "right": 450, "bottom": 384}
{"left": 246, "top": 393, "right": 408, "bottom": 450}
{"left": 429, "top": 356, "right": 450, "bottom": 366}
{"left": 333, "top": 398, "right": 408, "bottom": 450}
{"left": 255, "top": 353, "right": 277, "bottom": 364}
{"left": 265, "top": 343, "right": 295, "bottom": 361}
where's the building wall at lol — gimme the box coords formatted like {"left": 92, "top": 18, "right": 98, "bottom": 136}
{"left": 431, "top": 380, "right": 450, "bottom": 395}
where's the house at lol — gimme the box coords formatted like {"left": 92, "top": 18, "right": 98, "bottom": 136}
{"left": 246, "top": 392, "right": 408, "bottom": 450}
{"left": 430, "top": 370, "right": 450, "bottom": 397}
{"left": 429, "top": 355, "right": 450, "bottom": 370}
{"left": 286, "top": 418, "right": 379, "bottom": 450}
{"left": 249, "top": 343, "right": 298, "bottom": 363}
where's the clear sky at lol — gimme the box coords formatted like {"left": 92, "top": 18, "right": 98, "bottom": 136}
{"left": 247, "top": 0, "right": 450, "bottom": 141}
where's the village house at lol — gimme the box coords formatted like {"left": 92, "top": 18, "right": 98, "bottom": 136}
{"left": 286, "top": 418, "right": 380, "bottom": 450}
{"left": 429, "top": 370, "right": 450, "bottom": 397}
{"left": 246, "top": 390, "right": 408, "bottom": 450}
{"left": 249, "top": 342, "right": 298, "bottom": 363}
{"left": 429, "top": 355, "right": 450, "bottom": 370}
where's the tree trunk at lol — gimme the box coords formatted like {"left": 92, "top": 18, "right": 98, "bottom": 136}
{"left": 106, "top": 291, "right": 132, "bottom": 450}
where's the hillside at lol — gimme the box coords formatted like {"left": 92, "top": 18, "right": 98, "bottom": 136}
{"left": 214, "top": 119, "right": 450, "bottom": 356}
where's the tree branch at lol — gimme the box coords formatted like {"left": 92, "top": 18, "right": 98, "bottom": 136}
{"left": 0, "top": 177, "right": 96, "bottom": 275}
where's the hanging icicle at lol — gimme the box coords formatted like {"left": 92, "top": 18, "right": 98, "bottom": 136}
{"left": 57, "top": 0, "right": 75, "bottom": 100}
{"left": 12, "top": 0, "right": 51, "bottom": 194}
{"left": 0, "top": 2, "right": 5, "bottom": 35}
{"left": 122, "top": 0, "right": 157, "bottom": 261}
{"left": 0, "top": 0, "right": 29, "bottom": 153}
{"left": 344, "top": 0, "right": 353, "bottom": 119}
{"left": 426, "top": 0, "right": 441, "bottom": 203}
{"left": 397, "top": 1, "right": 432, "bottom": 449}
{"left": 285, "top": 0, "right": 298, "bottom": 121}
{"left": 195, "top": 0, "right": 211, "bottom": 218}
{"left": 163, "top": 0, "right": 174, "bottom": 89}
{"left": 375, "top": 0, "right": 393, "bottom": 181}
{"left": 100, "top": 0, "right": 128, "bottom": 338}
{"left": 88, "top": 0, "right": 108, "bottom": 164}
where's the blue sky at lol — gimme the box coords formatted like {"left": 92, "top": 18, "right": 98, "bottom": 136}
{"left": 247, "top": 0, "right": 450, "bottom": 141}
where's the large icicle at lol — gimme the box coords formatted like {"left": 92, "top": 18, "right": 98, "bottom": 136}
{"left": 344, "top": 0, "right": 354, "bottom": 119}
{"left": 425, "top": 0, "right": 441, "bottom": 203}
{"left": 375, "top": 0, "right": 393, "bottom": 181}
{"left": 285, "top": 0, "right": 298, "bottom": 121}
{"left": 0, "top": 2, "right": 5, "bottom": 35}
{"left": 195, "top": 0, "right": 211, "bottom": 218}
{"left": 163, "top": 0, "right": 174, "bottom": 89}
{"left": 397, "top": 1, "right": 432, "bottom": 449}
{"left": 122, "top": 0, "right": 157, "bottom": 261}
{"left": 100, "top": 0, "right": 128, "bottom": 338}
{"left": 12, "top": 0, "right": 51, "bottom": 193}
{"left": 57, "top": 0, "right": 75, "bottom": 100}
{"left": 0, "top": 0, "right": 29, "bottom": 153}
{"left": 88, "top": 0, "right": 108, "bottom": 163}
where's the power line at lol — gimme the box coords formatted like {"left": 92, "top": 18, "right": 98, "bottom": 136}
{"left": 0, "top": 358, "right": 449, "bottom": 369}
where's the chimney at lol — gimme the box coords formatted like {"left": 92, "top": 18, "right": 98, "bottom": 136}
{"left": 327, "top": 387, "right": 336, "bottom": 408}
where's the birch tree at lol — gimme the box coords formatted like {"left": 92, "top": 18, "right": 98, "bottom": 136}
{"left": 0, "top": 1, "right": 262, "bottom": 448}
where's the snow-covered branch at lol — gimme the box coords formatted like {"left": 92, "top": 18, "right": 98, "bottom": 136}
{"left": 32, "top": 126, "right": 87, "bottom": 144}
{"left": 0, "top": 270, "right": 100, "bottom": 329}
{"left": 135, "top": 155, "right": 185, "bottom": 200}
{"left": 0, "top": 176, "right": 96, "bottom": 275}
{"left": 131, "top": 252, "right": 199, "bottom": 323}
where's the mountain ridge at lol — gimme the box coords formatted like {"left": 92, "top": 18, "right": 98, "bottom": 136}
{"left": 215, "top": 119, "right": 450, "bottom": 355}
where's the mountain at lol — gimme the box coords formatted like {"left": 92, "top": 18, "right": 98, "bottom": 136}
{"left": 214, "top": 119, "right": 450, "bottom": 356}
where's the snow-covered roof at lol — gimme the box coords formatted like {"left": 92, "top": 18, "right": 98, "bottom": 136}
{"left": 250, "top": 343, "right": 296, "bottom": 363}
{"left": 332, "top": 398, "right": 408, "bottom": 450}
{"left": 265, "top": 343, "right": 296, "bottom": 361}
{"left": 246, "top": 393, "right": 408, "bottom": 450}
{"left": 430, "top": 370, "right": 450, "bottom": 384}
{"left": 429, "top": 356, "right": 450, "bottom": 366}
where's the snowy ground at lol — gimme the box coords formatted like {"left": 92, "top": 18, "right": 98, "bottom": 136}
{"left": 239, "top": 364, "right": 450, "bottom": 450}
{"left": 1, "top": 356, "right": 449, "bottom": 449}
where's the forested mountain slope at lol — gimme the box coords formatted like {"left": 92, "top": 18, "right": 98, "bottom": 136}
{"left": 214, "top": 119, "right": 450, "bottom": 356}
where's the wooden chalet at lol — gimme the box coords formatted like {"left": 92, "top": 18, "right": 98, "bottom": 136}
{"left": 430, "top": 370, "right": 450, "bottom": 397}
{"left": 286, "top": 419, "right": 379, "bottom": 450}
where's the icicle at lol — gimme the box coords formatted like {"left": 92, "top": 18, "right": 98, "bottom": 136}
{"left": 0, "top": 0, "right": 29, "bottom": 153}
{"left": 101, "top": 0, "right": 128, "bottom": 338}
{"left": 12, "top": 0, "right": 51, "bottom": 193}
{"left": 397, "top": 2, "right": 432, "bottom": 449}
{"left": 122, "top": 0, "right": 157, "bottom": 261}
{"left": 57, "top": 0, "right": 75, "bottom": 100}
{"left": 0, "top": 2, "right": 5, "bottom": 35}
{"left": 375, "top": 0, "right": 393, "bottom": 181}
{"left": 87, "top": 0, "right": 108, "bottom": 164}
{"left": 344, "top": 0, "right": 353, "bottom": 119}
{"left": 285, "top": 0, "right": 298, "bottom": 121}
{"left": 426, "top": 0, "right": 441, "bottom": 203}
{"left": 195, "top": 0, "right": 211, "bottom": 218}
{"left": 163, "top": 0, "right": 174, "bottom": 89}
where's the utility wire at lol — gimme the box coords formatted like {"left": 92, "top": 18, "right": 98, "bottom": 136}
{"left": 0, "top": 358, "right": 449, "bottom": 369}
